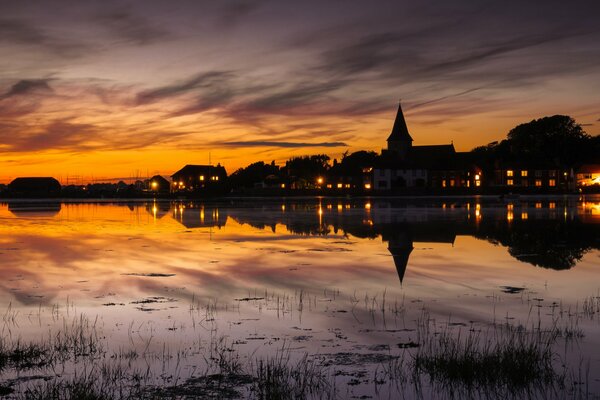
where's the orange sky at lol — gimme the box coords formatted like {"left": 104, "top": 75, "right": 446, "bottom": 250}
{"left": 1, "top": 0, "right": 599, "bottom": 183}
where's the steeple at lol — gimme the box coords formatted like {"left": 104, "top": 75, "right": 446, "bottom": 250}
{"left": 387, "top": 101, "right": 413, "bottom": 159}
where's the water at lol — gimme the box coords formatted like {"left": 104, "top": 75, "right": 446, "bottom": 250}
{"left": 0, "top": 197, "right": 599, "bottom": 398}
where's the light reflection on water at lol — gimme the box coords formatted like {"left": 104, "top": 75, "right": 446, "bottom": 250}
{"left": 0, "top": 197, "right": 599, "bottom": 397}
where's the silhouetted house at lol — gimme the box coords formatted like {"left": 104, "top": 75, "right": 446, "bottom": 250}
{"left": 374, "top": 102, "right": 476, "bottom": 190}
{"left": 576, "top": 164, "right": 600, "bottom": 187}
{"left": 171, "top": 164, "right": 227, "bottom": 193}
{"left": 148, "top": 175, "right": 170, "bottom": 193}
{"left": 8, "top": 177, "right": 61, "bottom": 197}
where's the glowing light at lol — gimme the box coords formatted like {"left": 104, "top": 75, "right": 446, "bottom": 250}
{"left": 507, "top": 170, "right": 513, "bottom": 177}
{"left": 365, "top": 202, "right": 371, "bottom": 210}
{"left": 521, "top": 212, "right": 528, "bottom": 220}
{"left": 474, "top": 174, "right": 480, "bottom": 181}
{"left": 199, "top": 175, "right": 204, "bottom": 181}
{"left": 317, "top": 177, "right": 323, "bottom": 185}
{"left": 151, "top": 181, "right": 158, "bottom": 189}
{"left": 364, "top": 183, "right": 371, "bottom": 189}
{"left": 337, "top": 183, "right": 342, "bottom": 189}
{"left": 337, "top": 204, "right": 343, "bottom": 211}
{"left": 280, "top": 183, "right": 286, "bottom": 189}
{"left": 281, "top": 204, "right": 286, "bottom": 211}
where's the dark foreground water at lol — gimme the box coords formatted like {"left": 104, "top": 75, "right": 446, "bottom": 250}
{"left": 0, "top": 196, "right": 599, "bottom": 399}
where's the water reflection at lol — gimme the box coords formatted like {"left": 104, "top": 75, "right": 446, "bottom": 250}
{"left": 164, "top": 198, "right": 599, "bottom": 271}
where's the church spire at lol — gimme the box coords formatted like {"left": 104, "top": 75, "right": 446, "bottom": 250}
{"left": 387, "top": 101, "right": 413, "bottom": 143}
{"left": 386, "top": 101, "right": 413, "bottom": 159}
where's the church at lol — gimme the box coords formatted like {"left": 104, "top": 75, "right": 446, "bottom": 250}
{"left": 373, "top": 102, "right": 481, "bottom": 191}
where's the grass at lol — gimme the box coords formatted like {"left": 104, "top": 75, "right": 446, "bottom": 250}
{"left": 413, "top": 324, "right": 559, "bottom": 389}
{"left": 1, "top": 290, "right": 598, "bottom": 399}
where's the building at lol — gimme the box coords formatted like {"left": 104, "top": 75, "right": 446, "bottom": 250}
{"left": 374, "top": 102, "right": 481, "bottom": 191}
{"left": 148, "top": 175, "right": 170, "bottom": 194}
{"left": 7, "top": 177, "right": 61, "bottom": 197}
{"left": 171, "top": 164, "right": 227, "bottom": 193}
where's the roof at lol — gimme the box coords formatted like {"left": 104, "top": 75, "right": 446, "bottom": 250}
{"left": 387, "top": 102, "right": 413, "bottom": 143}
{"left": 8, "top": 177, "right": 61, "bottom": 191}
{"left": 171, "top": 164, "right": 227, "bottom": 178}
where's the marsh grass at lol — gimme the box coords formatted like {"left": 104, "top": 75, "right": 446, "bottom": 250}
{"left": 413, "top": 324, "right": 559, "bottom": 389}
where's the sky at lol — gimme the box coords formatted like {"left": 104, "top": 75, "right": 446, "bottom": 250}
{"left": 1, "top": 0, "right": 599, "bottom": 183}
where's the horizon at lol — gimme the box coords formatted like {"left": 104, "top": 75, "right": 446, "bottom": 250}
{"left": 1, "top": 0, "right": 600, "bottom": 184}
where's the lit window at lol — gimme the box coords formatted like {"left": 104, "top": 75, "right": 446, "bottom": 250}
{"left": 507, "top": 179, "right": 513, "bottom": 186}
{"left": 521, "top": 170, "right": 528, "bottom": 177}
{"left": 549, "top": 170, "right": 556, "bottom": 177}
{"left": 507, "top": 170, "right": 513, "bottom": 177}
{"left": 535, "top": 179, "right": 542, "bottom": 187}
{"left": 549, "top": 179, "right": 556, "bottom": 187}
{"left": 199, "top": 175, "right": 204, "bottom": 181}
{"left": 474, "top": 174, "right": 480, "bottom": 181}
{"left": 317, "top": 177, "right": 323, "bottom": 185}
{"left": 442, "top": 180, "right": 447, "bottom": 187}
{"left": 364, "top": 183, "right": 371, "bottom": 189}
{"left": 281, "top": 183, "right": 285, "bottom": 188}
{"left": 345, "top": 183, "right": 351, "bottom": 188}
{"left": 337, "top": 183, "right": 343, "bottom": 189}
{"left": 326, "top": 184, "right": 332, "bottom": 189}
{"left": 450, "top": 179, "right": 455, "bottom": 187}
{"left": 535, "top": 202, "right": 542, "bottom": 208}
{"left": 467, "top": 181, "right": 470, "bottom": 187}
{"left": 475, "top": 181, "right": 481, "bottom": 187}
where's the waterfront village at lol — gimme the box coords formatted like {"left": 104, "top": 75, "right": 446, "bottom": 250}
{"left": 2, "top": 102, "right": 600, "bottom": 198}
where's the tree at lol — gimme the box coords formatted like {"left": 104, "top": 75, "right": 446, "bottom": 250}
{"left": 505, "top": 115, "right": 589, "bottom": 167}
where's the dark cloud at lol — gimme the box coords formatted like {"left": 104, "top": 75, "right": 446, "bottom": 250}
{"left": 0, "top": 18, "right": 89, "bottom": 57}
{"left": 136, "top": 71, "right": 235, "bottom": 105}
{"left": 3, "top": 79, "right": 54, "bottom": 98}
{"left": 95, "top": 9, "right": 171, "bottom": 45}
{"left": 219, "top": 140, "right": 347, "bottom": 148}
{"left": 216, "top": 0, "right": 262, "bottom": 27}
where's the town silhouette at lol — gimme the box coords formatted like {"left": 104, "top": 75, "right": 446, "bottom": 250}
{"left": 2, "top": 103, "right": 599, "bottom": 198}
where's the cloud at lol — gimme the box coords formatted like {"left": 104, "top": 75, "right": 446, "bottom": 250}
{"left": 95, "top": 9, "right": 171, "bottom": 45}
{"left": 216, "top": 0, "right": 262, "bottom": 27}
{"left": 218, "top": 140, "right": 347, "bottom": 148}
{"left": 0, "top": 18, "right": 90, "bottom": 57}
{"left": 136, "top": 71, "right": 235, "bottom": 105}
{"left": 3, "top": 79, "right": 54, "bottom": 98}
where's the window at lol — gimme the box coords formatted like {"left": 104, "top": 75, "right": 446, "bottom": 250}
{"left": 535, "top": 170, "right": 542, "bottom": 177}
{"left": 549, "top": 179, "right": 556, "bottom": 187}
{"left": 475, "top": 180, "right": 481, "bottom": 187}
{"left": 549, "top": 170, "right": 556, "bottom": 177}
{"left": 506, "top": 170, "right": 514, "bottom": 177}
{"left": 535, "top": 179, "right": 542, "bottom": 187}
{"left": 450, "top": 179, "right": 455, "bottom": 187}
{"left": 522, "top": 180, "right": 528, "bottom": 187}
{"left": 521, "top": 170, "right": 528, "bottom": 177}
{"left": 507, "top": 179, "right": 513, "bottom": 186}
{"left": 442, "top": 180, "right": 447, "bottom": 187}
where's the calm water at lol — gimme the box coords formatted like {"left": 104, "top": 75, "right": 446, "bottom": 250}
{"left": 1, "top": 197, "right": 599, "bottom": 398}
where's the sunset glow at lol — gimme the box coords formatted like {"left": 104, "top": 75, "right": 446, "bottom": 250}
{"left": 1, "top": 1, "right": 599, "bottom": 183}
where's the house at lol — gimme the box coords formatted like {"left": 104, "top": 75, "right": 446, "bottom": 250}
{"left": 374, "top": 102, "right": 480, "bottom": 190}
{"left": 171, "top": 164, "right": 227, "bottom": 193}
{"left": 148, "top": 175, "right": 170, "bottom": 193}
{"left": 492, "top": 162, "right": 572, "bottom": 190}
{"left": 7, "top": 177, "right": 61, "bottom": 197}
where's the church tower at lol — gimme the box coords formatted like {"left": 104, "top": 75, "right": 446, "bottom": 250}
{"left": 386, "top": 102, "right": 413, "bottom": 160}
